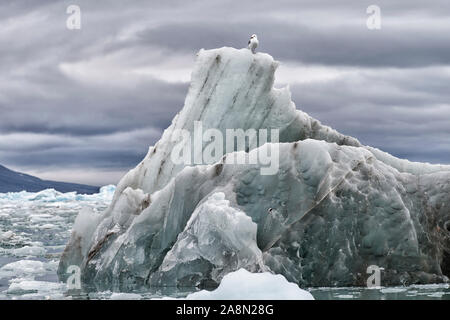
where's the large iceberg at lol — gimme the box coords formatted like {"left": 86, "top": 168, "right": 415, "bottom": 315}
{"left": 58, "top": 47, "right": 450, "bottom": 290}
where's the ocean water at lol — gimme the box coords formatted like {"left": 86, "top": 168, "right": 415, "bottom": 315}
{"left": 0, "top": 187, "right": 449, "bottom": 300}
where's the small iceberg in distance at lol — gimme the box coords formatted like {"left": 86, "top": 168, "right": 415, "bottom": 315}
{"left": 0, "top": 185, "right": 116, "bottom": 203}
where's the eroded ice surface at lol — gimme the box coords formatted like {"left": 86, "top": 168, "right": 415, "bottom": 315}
{"left": 58, "top": 47, "right": 450, "bottom": 291}
{"left": 150, "top": 192, "right": 266, "bottom": 287}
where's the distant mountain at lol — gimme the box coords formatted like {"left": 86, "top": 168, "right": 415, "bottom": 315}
{"left": 0, "top": 164, "right": 99, "bottom": 194}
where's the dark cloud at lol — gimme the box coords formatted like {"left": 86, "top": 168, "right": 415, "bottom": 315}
{"left": 1, "top": 75, "right": 188, "bottom": 135}
{"left": 138, "top": 19, "right": 450, "bottom": 68}
{"left": 288, "top": 66, "right": 450, "bottom": 163}
{"left": 0, "top": 0, "right": 449, "bottom": 184}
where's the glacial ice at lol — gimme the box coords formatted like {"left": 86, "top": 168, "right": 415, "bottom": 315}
{"left": 58, "top": 47, "right": 450, "bottom": 290}
{"left": 7, "top": 279, "right": 66, "bottom": 296}
{"left": 149, "top": 192, "right": 266, "bottom": 287}
{"left": 10, "top": 246, "right": 47, "bottom": 257}
{"left": 186, "top": 268, "right": 314, "bottom": 300}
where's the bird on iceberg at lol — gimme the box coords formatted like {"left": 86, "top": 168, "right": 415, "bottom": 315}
{"left": 248, "top": 34, "right": 258, "bottom": 54}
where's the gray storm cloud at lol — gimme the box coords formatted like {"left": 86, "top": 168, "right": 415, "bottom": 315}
{"left": 0, "top": 0, "right": 449, "bottom": 185}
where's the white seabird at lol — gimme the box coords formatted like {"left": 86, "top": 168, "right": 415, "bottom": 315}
{"left": 247, "top": 34, "right": 258, "bottom": 54}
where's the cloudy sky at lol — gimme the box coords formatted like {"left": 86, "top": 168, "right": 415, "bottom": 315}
{"left": 1, "top": 0, "right": 449, "bottom": 186}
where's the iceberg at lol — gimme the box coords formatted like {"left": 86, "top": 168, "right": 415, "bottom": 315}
{"left": 186, "top": 268, "right": 314, "bottom": 300}
{"left": 58, "top": 47, "right": 450, "bottom": 290}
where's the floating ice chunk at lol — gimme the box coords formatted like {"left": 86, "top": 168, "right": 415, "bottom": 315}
{"left": 426, "top": 292, "right": 446, "bottom": 298}
{"left": 11, "top": 246, "right": 47, "bottom": 257}
{"left": 0, "top": 185, "right": 115, "bottom": 203}
{"left": 39, "top": 224, "right": 58, "bottom": 230}
{"left": 7, "top": 279, "right": 66, "bottom": 295}
{"left": 0, "top": 260, "right": 47, "bottom": 279}
{"left": 0, "top": 230, "right": 14, "bottom": 241}
{"left": 186, "top": 268, "right": 314, "bottom": 300}
{"left": 380, "top": 287, "right": 408, "bottom": 294}
{"left": 409, "top": 283, "right": 450, "bottom": 289}
{"left": 335, "top": 294, "right": 354, "bottom": 299}
{"left": 109, "top": 292, "right": 142, "bottom": 300}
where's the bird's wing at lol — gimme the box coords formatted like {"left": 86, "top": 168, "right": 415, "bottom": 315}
{"left": 248, "top": 40, "right": 251, "bottom": 45}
